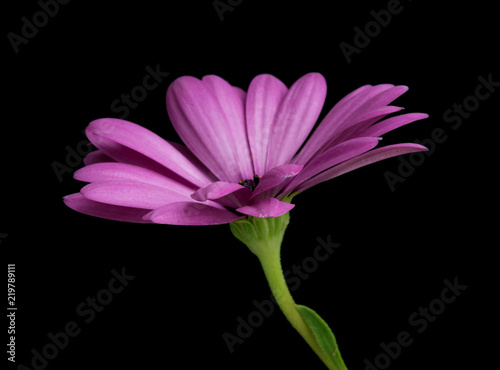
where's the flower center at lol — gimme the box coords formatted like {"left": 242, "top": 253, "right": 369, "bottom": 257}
{"left": 239, "top": 174, "right": 261, "bottom": 191}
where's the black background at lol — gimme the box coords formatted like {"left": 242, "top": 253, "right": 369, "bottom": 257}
{"left": 2, "top": 0, "right": 496, "bottom": 369}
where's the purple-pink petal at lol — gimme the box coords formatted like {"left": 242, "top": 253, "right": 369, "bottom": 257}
{"left": 295, "top": 143, "right": 428, "bottom": 193}
{"left": 166, "top": 75, "right": 253, "bottom": 183}
{"left": 233, "top": 86, "right": 247, "bottom": 105}
{"left": 339, "top": 86, "right": 410, "bottom": 135}
{"left": 363, "top": 113, "right": 429, "bottom": 137}
{"left": 294, "top": 84, "right": 404, "bottom": 165}
{"left": 297, "top": 106, "right": 403, "bottom": 162}
{"left": 236, "top": 198, "right": 295, "bottom": 218}
{"left": 346, "top": 86, "right": 409, "bottom": 123}
{"left": 86, "top": 118, "right": 215, "bottom": 187}
{"left": 203, "top": 75, "right": 253, "bottom": 177}
{"left": 265, "top": 73, "right": 327, "bottom": 171}
{"left": 64, "top": 193, "right": 152, "bottom": 223}
{"left": 74, "top": 163, "right": 196, "bottom": 195}
{"left": 251, "top": 164, "right": 303, "bottom": 199}
{"left": 168, "top": 141, "right": 219, "bottom": 182}
{"left": 145, "top": 202, "right": 242, "bottom": 225}
{"left": 83, "top": 150, "right": 115, "bottom": 165}
{"left": 284, "top": 137, "right": 381, "bottom": 194}
{"left": 245, "top": 74, "right": 289, "bottom": 176}
{"left": 322, "top": 106, "right": 404, "bottom": 148}
{"left": 80, "top": 181, "right": 191, "bottom": 209}
{"left": 191, "top": 181, "right": 251, "bottom": 202}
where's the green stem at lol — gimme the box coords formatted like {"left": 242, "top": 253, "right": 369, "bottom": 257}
{"left": 230, "top": 213, "right": 341, "bottom": 369}
{"left": 256, "top": 242, "right": 337, "bottom": 369}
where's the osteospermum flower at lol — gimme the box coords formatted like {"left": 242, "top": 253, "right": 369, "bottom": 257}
{"left": 64, "top": 73, "right": 427, "bottom": 224}
{"left": 64, "top": 72, "right": 428, "bottom": 370}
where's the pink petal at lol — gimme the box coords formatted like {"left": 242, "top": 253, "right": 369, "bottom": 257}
{"left": 334, "top": 86, "right": 410, "bottom": 138}
{"left": 74, "top": 163, "right": 195, "bottom": 195}
{"left": 295, "top": 144, "right": 428, "bottom": 193}
{"left": 202, "top": 75, "right": 253, "bottom": 177}
{"left": 168, "top": 141, "right": 219, "bottom": 181}
{"left": 80, "top": 181, "right": 191, "bottom": 209}
{"left": 64, "top": 193, "right": 151, "bottom": 223}
{"left": 166, "top": 75, "right": 253, "bottom": 183}
{"left": 191, "top": 181, "right": 253, "bottom": 209}
{"left": 191, "top": 181, "right": 250, "bottom": 202}
{"left": 345, "top": 86, "right": 409, "bottom": 126}
{"left": 295, "top": 106, "right": 403, "bottom": 164}
{"left": 294, "top": 84, "right": 396, "bottom": 164}
{"left": 284, "top": 137, "right": 381, "bottom": 194}
{"left": 145, "top": 202, "right": 242, "bottom": 225}
{"left": 251, "top": 164, "right": 303, "bottom": 199}
{"left": 333, "top": 84, "right": 373, "bottom": 106}
{"left": 236, "top": 198, "right": 295, "bottom": 218}
{"left": 83, "top": 150, "right": 115, "bottom": 165}
{"left": 319, "top": 106, "right": 404, "bottom": 150}
{"left": 363, "top": 113, "right": 429, "bottom": 137}
{"left": 86, "top": 118, "right": 215, "bottom": 188}
{"left": 265, "top": 73, "right": 327, "bottom": 171}
{"left": 245, "top": 74, "right": 288, "bottom": 176}
{"left": 233, "top": 86, "right": 247, "bottom": 105}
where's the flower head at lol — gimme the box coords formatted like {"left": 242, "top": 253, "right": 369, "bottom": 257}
{"left": 64, "top": 73, "right": 428, "bottom": 225}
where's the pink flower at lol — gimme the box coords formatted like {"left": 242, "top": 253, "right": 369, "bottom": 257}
{"left": 64, "top": 73, "right": 428, "bottom": 225}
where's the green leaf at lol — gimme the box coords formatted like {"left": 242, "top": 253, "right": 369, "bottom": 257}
{"left": 296, "top": 304, "right": 348, "bottom": 370}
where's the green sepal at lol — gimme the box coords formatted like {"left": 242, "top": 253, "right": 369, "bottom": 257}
{"left": 229, "top": 212, "right": 290, "bottom": 258}
{"left": 296, "top": 305, "right": 348, "bottom": 370}
{"left": 229, "top": 194, "right": 297, "bottom": 257}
